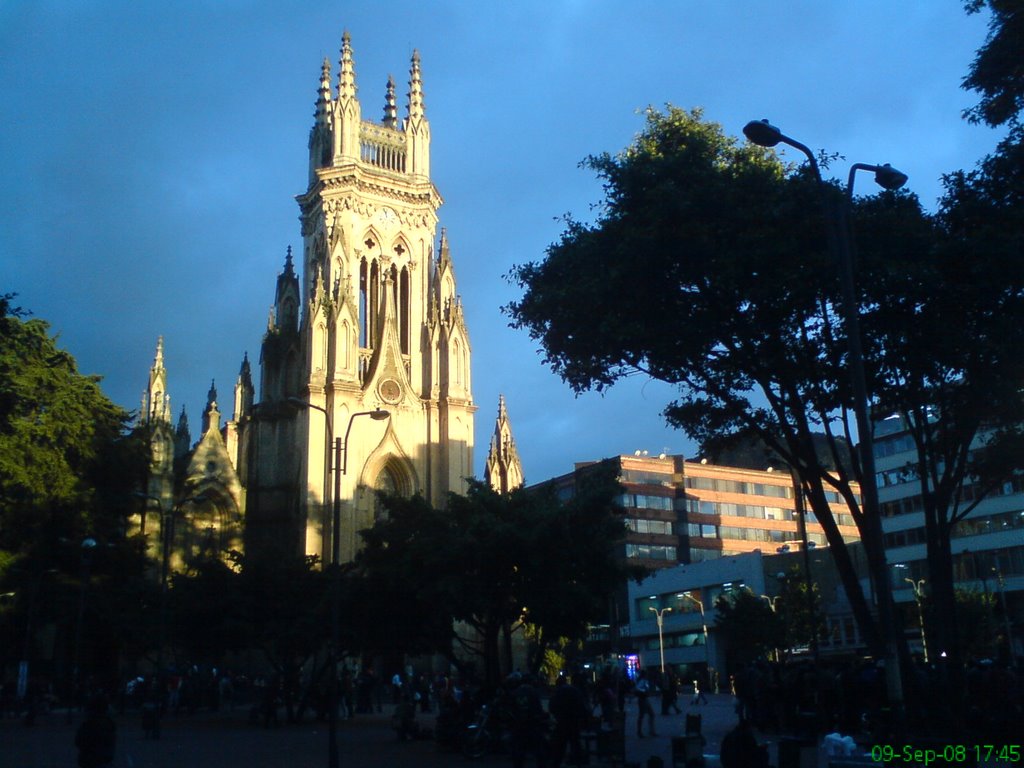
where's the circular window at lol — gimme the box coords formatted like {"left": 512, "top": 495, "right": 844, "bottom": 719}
{"left": 377, "top": 378, "right": 401, "bottom": 404}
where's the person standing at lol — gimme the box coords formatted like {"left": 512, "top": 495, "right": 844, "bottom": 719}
{"left": 634, "top": 670, "right": 656, "bottom": 737}
{"left": 661, "top": 672, "right": 681, "bottom": 715}
{"left": 75, "top": 695, "right": 116, "bottom": 768}
{"left": 509, "top": 674, "right": 549, "bottom": 768}
{"left": 549, "top": 675, "right": 588, "bottom": 768}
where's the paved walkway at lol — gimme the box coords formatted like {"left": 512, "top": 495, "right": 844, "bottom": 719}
{"left": 6, "top": 699, "right": 742, "bottom": 768}
{"left": 12, "top": 695, "right": 1012, "bottom": 768}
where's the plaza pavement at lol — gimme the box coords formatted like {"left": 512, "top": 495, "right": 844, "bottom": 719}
{"left": 0, "top": 692, "right": 919, "bottom": 768}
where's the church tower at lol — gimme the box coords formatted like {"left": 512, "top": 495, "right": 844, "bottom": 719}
{"left": 485, "top": 395, "right": 524, "bottom": 494}
{"left": 247, "top": 33, "right": 476, "bottom": 564}
{"left": 133, "top": 337, "right": 175, "bottom": 555}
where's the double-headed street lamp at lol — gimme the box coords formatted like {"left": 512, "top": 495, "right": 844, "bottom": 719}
{"left": 648, "top": 606, "right": 672, "bottom": 674}
{"left": 287, "top": 398, "right": 390, "bottom": 768}
{"left": 680, "top": 592, "right": 711, "bottom": 681}
{"left": 743, "top": 118, "right": 908, "bottom": 715}
{"left": 286, "top": 398, "right": 391, "bottom": 565}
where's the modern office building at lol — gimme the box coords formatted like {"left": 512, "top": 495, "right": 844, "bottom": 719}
{"left": 627, "top": 545, "right": 871, "bottom": 680}
{"left": 875, "top": 416, "right": 1024, "bottom": 659}
{"left": 535, "top": 453, "right": 861, "bottom": 658}
{"left": 539, "top": 453, "right": 860, "bottom": 571}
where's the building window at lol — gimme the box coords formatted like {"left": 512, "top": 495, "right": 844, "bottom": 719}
{"left": 626, "top": 518, "right": 675, "bottom": 535}
{"left": 626, "top": 543, "right": 677, "bottom": 560}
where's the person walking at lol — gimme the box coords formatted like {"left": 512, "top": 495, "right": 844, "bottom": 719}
{"left": 691, "top": 673, "right": 708, "bottom": 706}
{"left": 634, "top": 670, "right": 657, "bottom": 737}
{"left": 75, "top": 695, "right": 116, "bottom": 768}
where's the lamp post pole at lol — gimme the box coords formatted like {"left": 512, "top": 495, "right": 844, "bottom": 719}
{"left": 287, "top": 399, "right": 390, "bottom": 768}
{"left": 761, "top": 595, "right": 781, "bottom": 663}
{"left": 682, "top": 592, "right": 711, "bottom": 680}
{"left": 67, "top": 538, "right": 97, "bottom": 724}
{"left": 904, "top": 578, "right": 929, "bottom": 663}
{"left": 992, "top": 554, "right": 1017, "bottom": 670}
{"left": 743, "top": 119, "right": 907, "bottom": 718}
{"left": 648, "top": 606, "right": 672, "bottom": 674}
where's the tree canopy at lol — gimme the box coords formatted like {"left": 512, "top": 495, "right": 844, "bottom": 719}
{"left": 356, "top": 468, "right": 638, "bottom": 687}
{"left": 505, "top": 104, "right": 1024, "bottom": 674}
{"left": 0, "top": 294, "right": 138, "bottom": 553}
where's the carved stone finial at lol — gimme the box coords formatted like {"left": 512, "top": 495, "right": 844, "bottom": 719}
{"left": 316, "top": 57, "right": 332, "bottom": 115}
{"left": 383, "top": 75, "right": 398, "bottom": 128}
{"left": 407, "top": 49, "right": 424, "bottom": 121}
{"left": 338, "top": 31, "right": 357, "bottom": 101}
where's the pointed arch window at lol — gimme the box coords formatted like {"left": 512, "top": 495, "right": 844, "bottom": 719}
{"left": 359, "top": 258, "right": 369, "bottom": 348}
{"left": 369, "top": 259, "right": 380, "bottom": 347}
{"left": 453, "top": 338, "right": 463, "bottom": 386}
{"left": 399, "top": 267, "right": 410, "bottom": 354}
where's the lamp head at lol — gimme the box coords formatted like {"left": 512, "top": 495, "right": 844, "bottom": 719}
{"left": 743, "top": 119, "right": 783, "bottom": 147}
{"left": 370, "top": 409, "right": 391, "bottom": 421}
{"left": 874, "top": 163, "right": 908, "bottom": 191}
{"left": 286, "top": 397, "right": 310, "bottom": 409}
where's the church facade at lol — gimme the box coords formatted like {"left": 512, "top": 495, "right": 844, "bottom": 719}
{"left": 136, "top": 34, "right": 476, "bottom": 568}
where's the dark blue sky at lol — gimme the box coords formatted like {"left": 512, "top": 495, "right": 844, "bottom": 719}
{"left": 1, "top": 2, "right": 1001, "bottom": 483}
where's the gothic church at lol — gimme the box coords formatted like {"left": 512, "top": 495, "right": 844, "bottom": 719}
{"left": 135, "top": 33, "right": 478, "bottom": 568}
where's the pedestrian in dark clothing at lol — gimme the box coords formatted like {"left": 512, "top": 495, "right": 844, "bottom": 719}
{"left": 549, "top": 676, "right": 588, "bottom": 768}
{"left": 661, "top": 673, "right": 681, "bottom": 715}
{"left": 75, "top": 696, "right": 116, "bottom": 768}
{"left": 509, "top": 674, "right": 549, "bottom": 768}
{"left": 634, "top": 670, "right": 656, "bottom": 737}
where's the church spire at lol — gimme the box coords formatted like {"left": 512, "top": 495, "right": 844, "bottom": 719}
{"left": 234, "top": 352, "right": 254, "bottom": 421}
{"left": 338, "top": 30, "right": 357, "bottom": 102}
{"left": 202, "top": 379, "right": 221, "bottom": 435}
{"left": 273, "top": 245, "right": 300, "bottom": 334}
{"left": 144, "top": 336, "right": 171, "bottom": 425}
{"left": 437, "top": 227, "right": 451, "bottom": 271}
{"left": 407, "top": 49, "right": 424, "bottom": 122}
{"left": 382, "top": 75, "right": 398, "bottom": 129}
{"left": 485, "top": 394, "right": 524, "bottom": 494}
{"left": 174, "top": 404, "right": 191, "bottom": 458}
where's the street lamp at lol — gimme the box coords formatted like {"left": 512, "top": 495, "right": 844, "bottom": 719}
{"left": 648, "top": 606, "right": 672, "bottom": 674}
{"left": 760, "top": 595, "right": 782, "bottom": 663}
{"left": 287, "top": 398, "right": 391, "bottom": 565}
{"left": 67, "top": 537, "right": 97, "bottom": 724}
{"left": 903, "top": 577, "right": 929, "bottom": 663}
{"left": 680, "top": 592, "right": 711, "bottom": 682}
{"left": 286, "top": 398, "right": 390, "bottom": 768}
{"left": 743, "top": 117, "right": 907, "bottom": 715}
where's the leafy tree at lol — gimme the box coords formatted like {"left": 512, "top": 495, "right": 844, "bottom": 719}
{"left": 714, "top": 588, "right": 784, "bottom": 667}
{"left": 357, "top": 468, "right": 635, "bottom": 687}
{"left": 505, "top": 105, "right": 1024, "bottom": 681}
{"left": 167, "top": 555, "right": 248, "bottom": 666}
{"left": 505, "top": 106, "right": 906, "bottom": 660}
{"left": 773, "top": 568, "right": 826, "bottom": 656}
{"left": 0, "top": 295, "right": 138, "bottom": 545}
{"left": 962, "top": 0, "right": 1024, "bottom": 129}
{"left": 0, "top": 295, "right": 149, "bottom": 688}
